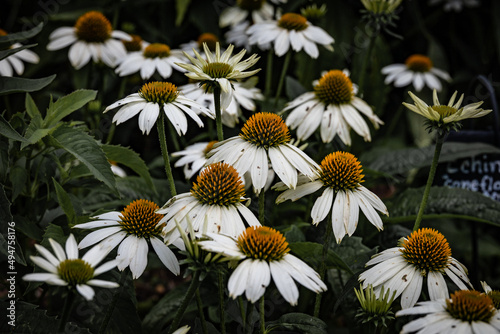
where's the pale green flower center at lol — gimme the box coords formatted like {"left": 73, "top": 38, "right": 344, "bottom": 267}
{"left": 58, "top": 259, "right": 94, "bottom": 285}
{"left": 191, "top": 162, "right": 245, "bottom": 206}
{"left": 314, "top": 70, "right": 353, "bottom": 105}
{"left": 75, "top": 11, "right": 111, "bottom": 43}
{"left": 278, "top": 13, "right": 309, "bottom": 31}
{"left": 143, "top": 43, "right": 171, "bottom": 58}
{"left": 119, "top": 199, "right": 164, "bottom": 238}
{"left": 432, "top": 105, "right": 458, "bottom": 118}
{"left": 237, "top": 0, "right": 265, "bottom": 11}
{"left": 138, "top": 82, "right": 179, "bottom": 104}
{"left": 400, "top": 228, "right": 451, "bottom": 274}
{"left": 237, "top": 226, "right": 290, "bottom": 261}
{"left": 203, "top": 62, "right": 233, "bottom": 78}
{"left": 446, "top": 290, "right": 495, "bottom": 323}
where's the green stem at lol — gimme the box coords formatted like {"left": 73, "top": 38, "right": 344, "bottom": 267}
{"left": 258, "top": 190, "right": 265, "bottom": 225}
{"left": 167, "top": 120, "right": 181, "bottom": 152}
{"left": 238, "top": 296, "right": 247, "bottom": 334}
{"left": 168, "top": 271, "right": 201, "bottom": 334}
{"left": 314, "top": 213, "right": 332, "bottom": 317}
{"left": 259, "top": 295, "right": 266, "bottom": 334}
{"left": 195, "top": 288, "right": 208, "bottom": 334}
{"left": 413, "top": 135, "right": 444, "bottom": 231}
{"left": 357, "top": 32, "right": 377, "bottom": 96}
{"left": 265, "top": 49, "right": 274, "bottom": 99}
{"left": 273, "top": 51, "right": 292, "bottom": 109}
{"left": 218, "top": 271, "right": 226, "bottom": 334}
{"left": 99, "top": 269, "right": 128, "bottom": 334}
{"left": 58, "top": 289, "right": 76, "bottom": 332}
{"left": 157, "top": 113, "right": 177, "bottom": 197}
{"left": 214, "top": 85, "right": 224, "bottom": 141}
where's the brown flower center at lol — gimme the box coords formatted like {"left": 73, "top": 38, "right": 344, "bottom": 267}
{"left": 278, "top": 13, "right": 309, "bottom": 31}
{"left": 314, "top": 70, "right": 354, "bottom": 105}
{"left": 75, "top": 11, "right": 112, "bottom": 43}
{"left": 119, "top": 199, "right": 164, "bottom": 238}
{"left": 319, "top": 152, "right": 364, "bottom": 191}
{"left": 240, "top": 112, "right": 291, "bottom": 149}
{"left": 237, "top": 226, "right": 290, "bottom": 261}
{"left": 405, "top": 54, "right": 433, "bottom": 72}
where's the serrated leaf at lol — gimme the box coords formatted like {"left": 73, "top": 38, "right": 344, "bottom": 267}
{"left": 22, "top": 114, "right": 56, "bottom": 149}
{"left": 40, "top": 223, "right": 67, "bottom": 248}
{"left": 25, "top": 93, "right": 41, "bottom": 119}
{"left": 0, "top": 23, "right": 43, "bottom": 47}
{"left": 52, "top": 178, "right": 76, "bottom": 226}
{"left": 267, "top": 313, "right": 327, "bottom": 334}
{"left": 49, "top": 126, "right": 117, "bottom": 194}
{"left": 367, "top": 142, "right": 500, "bottom": 175}
{"left": 0, "top": 75, "right": 56, "bottom": 95}
{"left": 43, "top": 90, "right": 97, "bottom": 127}
{"left": 0, "top": 43, "right": 36, "bottom": 61}
{"left": 0, "top": 114, "right": 29, "bottom": 142}
{"left": 388, "top": 186, "right": 500, "bottom": 226}
{"left": 289, "top": 242, "right": 354, "bottom": 275}
{"left": 102, "top": 144, "right": 156, "bottom": 192}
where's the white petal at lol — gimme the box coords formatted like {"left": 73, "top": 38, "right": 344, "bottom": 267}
{"left": 129, "top": 237, "right": 149, "bottom": 279}
{"left": 311, "top": 188, "right": 334, "bottom": 224}
{"left": 245, "top": 260, "right": 271, "bottom": 303}
{"left": 270, "top": 261, "right": 299, "bottom": 305}
{"left": 76, "top": 284, "right": 95, "bottom": 301}
{"left": 151, "top": 236, "right": 180, "bottom": 275}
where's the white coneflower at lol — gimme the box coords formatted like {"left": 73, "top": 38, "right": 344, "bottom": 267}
{"left": 0, "top": 29, "right": 39, "bottom": 76}
{"left": 206, "top": 112, "right": 319, "bottom": 193}
{"left": 104, "top": 81, "right": 214, "bottom": 135}
{"left": 23, "top": 234, "right": 119, "bottom": 301}
{"left": 247, "top": 12, "right": 334, "bottom": 58}
{"left": 199, "top": 226, "right": 326, "bottom": 305}
{"left": 74, "top": 199, "right": 180, "bottom": 279}
{"left": 276, "top": 151, "right": 388, "bottom": 243}
{"left": 47, "top": 11, "right": 130, "bottom": 69}
{"left": 382, "top": 54, "right": 451, "bottom": 92}
{"left": 284, "top": 69, "right": 383, "bottom": 145}
{"left": 359, "top": 228, "right": 472, "bottom": 309}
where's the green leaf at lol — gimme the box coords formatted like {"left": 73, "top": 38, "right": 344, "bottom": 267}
{"left": 0, "top": 23, "right": 43, "bottom": 47}
{"left": 388, "top": 186, "right": 500, "bottom": 226}
{"left": 0, "top": 75, "right": 56, "bottom": 96}
{"left": 9, "top": 166, "right": 27, "bottom": 201}
{"left": 0, "top": 184, "right": 12, "bottom": 222}
{"left": 0, "top": 114, "right": 29, "bottom": 142}
{"left": 102, "top": 144, "right": 156, "bottom": 192}
{"left": 267, "top": 313, "right": 327, "bottom": 334}
{"left": 40, "top": 223, "right": 67, "bottom": 248}
{"left": 0, "top": 43, "right": 36, "bottom": 61}
{"left": 289, "top": 242, "right": 354, "bottom": 275}
{"left": 52, "top": 178, "right": 76, "bottom": 226}
{"left": 43, "top": 90, "right": 97, "bottom": 127}
{"left": 0, "top": 300, "right": 91, "bottom": 334}
{"left": 367, "top": 142, "right": 500, "bottom": 175}
{"left": 175, "top": 0, "right": 192, "bottom": 26}
{"left": 25, "top": 93, "right": 41, "bottom": 119}
{"left": 142, "top": 283, "right": 191, "bottom": 332}
{"left": 49, "top": 126, "right": 117, "bottom": 194}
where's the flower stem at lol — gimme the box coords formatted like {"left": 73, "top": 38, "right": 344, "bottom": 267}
{"left": 258, "top": 190, "right": 265, "bottom": 225}
{"left": 218, "top": 271, "right": 226, "bottom": 334}
{"left": 273, "top": 51, "right": 292, "bottom": 109}
{"left": 157, "top": 112, "right": 177, "bottom": 197}
{"left": 58, "top": 289, "right": 76, "bottom": 332}
{"left": 314, "top": 213, "right": 332, "bottom": 317}
{"left": 168, "top": 270, "right": 201, "bottom": 334}
{"left": 214, "top": 85, "right": 224, "bottom": 141}
{"left": 357, "top": 31, "right": 377, "bottom": 96}
{"left": 265, "top": 49, "right": 274, "bottom": 99}
{"left": 238, "top": 296, "right": 247, "bottom": 334}
{"left": 413, "top": 135, "right": 444, "bottom": 231}
{"left": 195, "top": 288, "right": 208, "bottom": 334}
{"left": 259, "top": 296, "right": 266, "bottom": 334}
{"left": 99, "top": 269, "right": 128, "bottom": 334}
